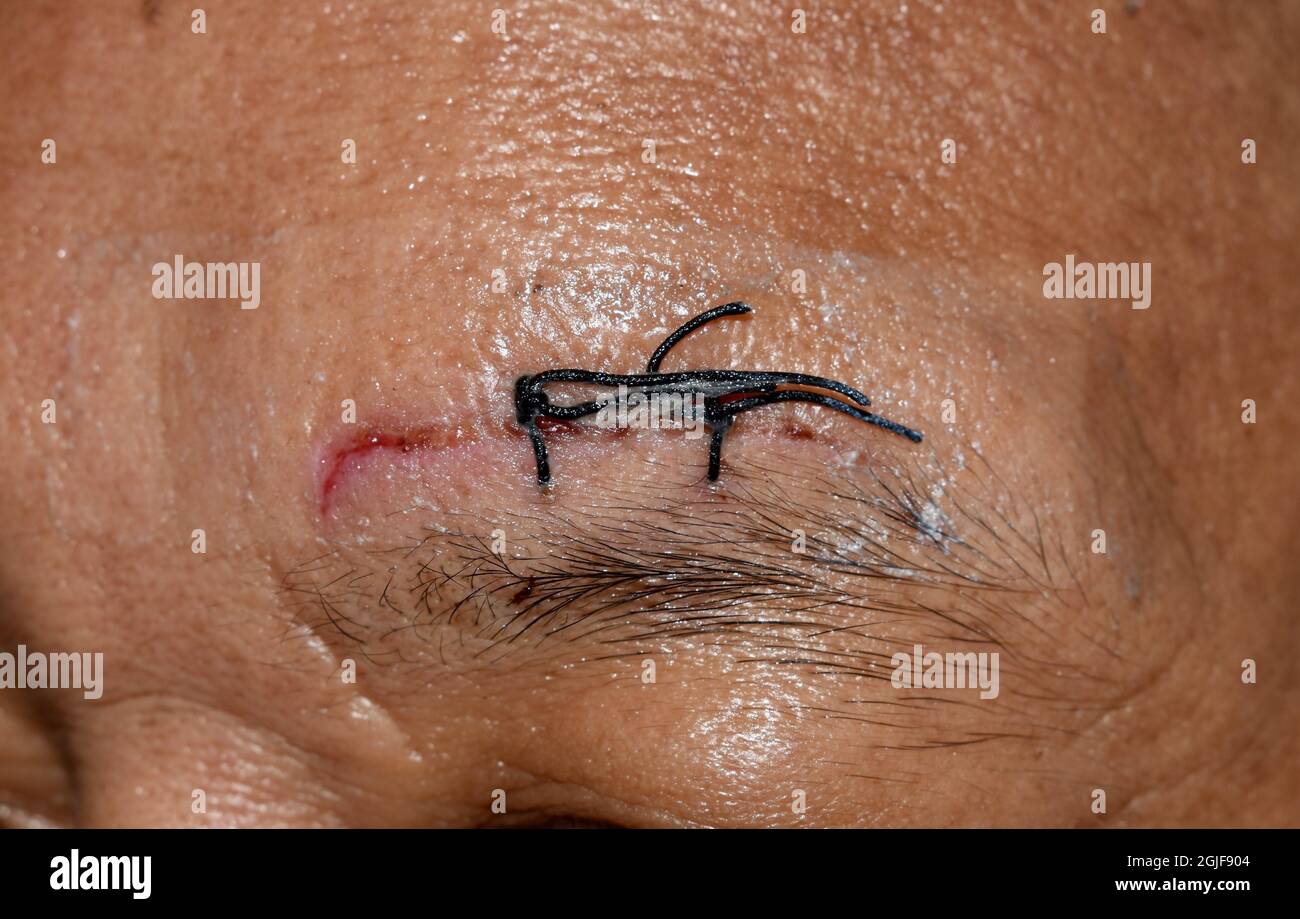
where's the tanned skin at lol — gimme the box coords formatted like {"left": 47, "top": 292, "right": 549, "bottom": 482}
{"left": 0, "top": 1, "right": 1296, "bottom": 827}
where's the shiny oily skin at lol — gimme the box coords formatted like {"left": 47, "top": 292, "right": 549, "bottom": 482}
{"left": 1, "top": 1, "right": 1298, "bottom": 827}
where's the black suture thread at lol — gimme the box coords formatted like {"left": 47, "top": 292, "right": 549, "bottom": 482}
{"left": 514, "top": 303, "right": 923, "bottom": 485}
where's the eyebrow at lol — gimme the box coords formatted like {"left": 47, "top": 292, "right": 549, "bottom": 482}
{"left": 278, "top": 443, "right": 1087, "bottom": 697}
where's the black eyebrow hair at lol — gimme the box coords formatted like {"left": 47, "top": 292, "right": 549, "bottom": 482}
{"left": 277, "top": 442, "right": 1109, "bottom": 752}
{"left": 514, "top": 303, "right": 923, "bottom": 484}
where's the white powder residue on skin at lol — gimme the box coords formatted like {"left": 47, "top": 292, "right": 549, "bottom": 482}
{"left": 915, "top": 480, "right": 954, "bottom": 548}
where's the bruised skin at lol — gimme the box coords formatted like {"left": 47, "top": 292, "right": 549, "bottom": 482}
{"left": 1, "top": 1, "right": 1298, "bottom": 827}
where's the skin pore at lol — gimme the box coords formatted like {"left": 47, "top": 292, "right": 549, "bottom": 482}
{"left": 1, "top": 0, "right": 1297, "bottom": 827}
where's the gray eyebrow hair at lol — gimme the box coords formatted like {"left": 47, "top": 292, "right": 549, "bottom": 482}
{"left": 277, "top": 442, "right": 1110, "bottom": 731}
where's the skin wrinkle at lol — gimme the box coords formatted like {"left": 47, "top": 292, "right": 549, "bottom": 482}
{"left": 72, "top": 693, "right": 338, "bottom": 825}
{"left": 71, "top": 686, "right": 441, "bottom": 831}
{"left": 1092, "top": 645, "right": 1225, "bottom": 826}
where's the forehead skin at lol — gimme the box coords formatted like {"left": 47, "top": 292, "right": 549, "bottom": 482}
{"left": 0, "top": 0, "right": 1297, "bottom": 827}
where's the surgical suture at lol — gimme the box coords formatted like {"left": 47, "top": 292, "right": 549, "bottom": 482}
{"left": 513, "top": 302, "right": 923, "bottom": 485}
